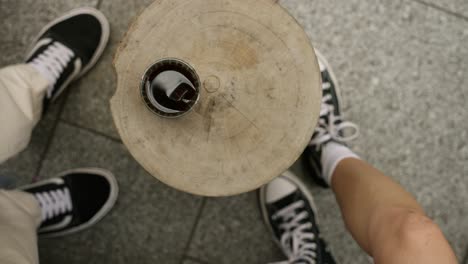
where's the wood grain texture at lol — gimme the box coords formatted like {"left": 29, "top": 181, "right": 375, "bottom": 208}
{"left": 111, "top": 0, "right": 321, "bottom": 196}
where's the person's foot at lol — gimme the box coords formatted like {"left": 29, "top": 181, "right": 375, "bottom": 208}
{"left": 259, "top": 171, "right": 336, "bottom": 264}
{"left": 26, "top": 7, "right": 110, "bottom": 102}
{"left": 20, "top": 168, "right": 118, "bottom": 237}
{"left": 303, "top": 50, "right": 359, "bottom": 187}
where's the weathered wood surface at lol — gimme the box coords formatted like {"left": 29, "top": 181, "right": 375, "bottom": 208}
{"left": 111, "top": 0, "right": 321, "bottom": 196}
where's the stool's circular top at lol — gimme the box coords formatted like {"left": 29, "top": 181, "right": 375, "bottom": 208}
{"left": 111, "top": 0, "right": 321, "bottom": 196}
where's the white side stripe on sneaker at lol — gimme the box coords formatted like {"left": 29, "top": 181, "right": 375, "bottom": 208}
{"left": 35, "top": 188, "right": 73, "bottom": 222}
{"left": 27, "top": 38, "right": 53, "bottom": 59}
{"left": 39, "top": 215, "right": 73, "bottom": 232}
{"left": 29, "top": 41, "right": 75, "bottom": 98}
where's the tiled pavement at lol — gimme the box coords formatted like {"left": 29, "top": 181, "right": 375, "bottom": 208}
{"left": 1, "top": 0, "right": 468, "bottom": 263}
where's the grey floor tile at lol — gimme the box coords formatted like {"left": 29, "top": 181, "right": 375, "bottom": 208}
{"left": 279, "top": 0, "right": 468, "bottom": 261}
{"left": 37, "top": 122, "right": 203, "bottom": 264}
{"left": 188, "top": 192, "right": 284, "bottom": 264}
{"left": 458, "top": 40, "right": 468, "bottom": 191}
{"left": 415, "top": 0, "right": 468, "bottom": 19}
{"left": 61, "top": 0, "right": 155, "bottom": 139}
{"left": 183, "top": 260, "right": 200, "bottom": 264}
{"left": 456, "top": 37, "right": 468, "bottom": 264}
{"left": 182, "top": 258, "right": 210, "bottom": 264}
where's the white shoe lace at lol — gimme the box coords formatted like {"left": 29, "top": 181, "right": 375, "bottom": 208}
{"left": 30, "top": 41, "right": 75, "bottom": 98}
{"left": 269, "top": 200, "right": 318, "bottom": 264}
{"left": 34, "top": 188, "right": 73, "bottom": 222}
{"left": 309, "top": 79, "right": 359, "bottom": 150}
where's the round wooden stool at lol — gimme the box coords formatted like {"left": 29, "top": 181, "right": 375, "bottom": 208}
{"left": 110, "top": 0, "right": 321, "bottom": 196}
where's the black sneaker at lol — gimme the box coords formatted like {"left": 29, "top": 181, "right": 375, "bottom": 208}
{"left": 259, "top": 171, "right": 336, "bottom": 264}
{"left": 303, "top": 50, "right": 359, "bottom": 188}
{"left": 25, "top": 7, "right": 110, "bottom": 102}
{"left": 20, "top": 168, "right": 118, "bottom": 237}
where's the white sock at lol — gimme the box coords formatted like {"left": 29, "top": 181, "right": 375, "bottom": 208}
{"left": 321, "top": 142, "right": 360, "bottom": 185}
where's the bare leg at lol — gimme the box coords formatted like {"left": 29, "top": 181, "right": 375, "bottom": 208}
{"left": 331, "top": 158, "right": 457, "bottom": 264}
{"left": 305, "top": 50, "right": 457, "bottom": 263}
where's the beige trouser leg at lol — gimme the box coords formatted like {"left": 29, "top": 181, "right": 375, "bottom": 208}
{"left": 0, "top": 190, "right": 41, "bottom": 264}
{"left": 0, "top": 64, "right": 49, "bottom": 164}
